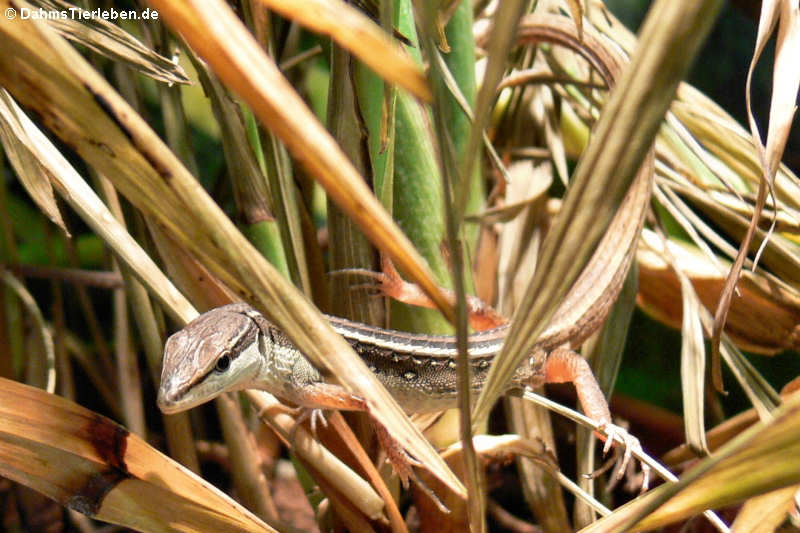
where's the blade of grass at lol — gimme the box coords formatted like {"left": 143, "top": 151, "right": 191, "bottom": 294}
{"left": 0, "top": 89, "right": 196, "bottom": 322}
{"left": 473, "top": 1, "right": 723, "bottom": 422}
{"left": 497, "top": 162, "right": 569, "bottom": 531}
{"left": 0, "top": 162, "right": 24, "bottom": 383}
{"left": 189, "top": 58, "right": 292, "bottom": 279}
{"left": 413, "top": 2, "right": 488, "bottom": 528}
{"left": 148, "top": 0, "right": 455, "bottom": 319}
{"left": 0, "top": 268, "right": 55, "bottom": 393}
{"left": 574, "top": 265, "right": 639, "bottom": 526}
{"left": 441, "top": 0, "right": 484, "bottom": 251}
{"left": 0, "top": 90, "right": 67, "bottom": 234}
{"left": 712, "top": 0, "right": 799, "bottom": 389}
{"left": 215, "top": 394, "right": 279, "bottom": 523}
{"left": 95, "top": 175, "right": 201, "bottom": 472}
{"left": 473, "top": 12, "right": 628, "bottom": 422}
{"left": 730, "top": 485, "right": 798, "bottom": 532}
{"left": 327, "top": 43, "right": 384, "bottom": 324}
{"left": 582, "top": 390, "right": 800, "bottom": 532}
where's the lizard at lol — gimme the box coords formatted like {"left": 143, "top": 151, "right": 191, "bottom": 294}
{"left": 157, "top": 154, "right": 653, "bottom": 487}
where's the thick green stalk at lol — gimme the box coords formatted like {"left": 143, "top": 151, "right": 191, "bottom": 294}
{"left": 375, "top": 0, "right": 453, "bottom": 334}
{"left": 442, "top": 0, "right": 485, "bottom": 253}
{"left": 327, "top": 43, "right": 384, "bottom": 324}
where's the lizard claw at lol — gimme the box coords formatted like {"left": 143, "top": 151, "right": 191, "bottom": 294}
{"left": 372, "top": 421, "right": 451, "bottom": 513}
{"left": 373, "top": 421, "right": 422, "bottom": 489}
{"left": 289, "top": 407, "right": 329, "bottom": 443}
{"left": 308, "top": 408, "right": 329, "bottom": 435}
{"left": 597, "top": 422, "right": 650, "bottom": 492}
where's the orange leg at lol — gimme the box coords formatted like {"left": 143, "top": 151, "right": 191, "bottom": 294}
{"left": 544, "top": 347, "right": 612, "bottom": 425}
{"left": 342, "top": 256, "right": 507, "bottom": 331}
{"left": 291, "top": 382, "right": 367, "bottom": 411}
{"left": 544, "top": 347, "right": 649, "bottom": 489}
{"left": 288, "top": 382, "right": 417, "bottom": 486}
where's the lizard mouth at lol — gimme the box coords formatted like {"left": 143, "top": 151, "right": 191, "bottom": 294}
{"left": 156, "top": 386, "right": 183, "bottom": 414}
{"left": 157, "top": 380, "right": 202, "bottom": 414}
{"left": 157, "top": 370, "right": 228, "bottom": 414}
{"left": 157, "top": 391, "right": 209, "bottom": 414}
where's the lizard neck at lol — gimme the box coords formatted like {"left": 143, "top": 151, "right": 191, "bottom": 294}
{"left": 252, "top": 325, "right": 325, "bottom": 406}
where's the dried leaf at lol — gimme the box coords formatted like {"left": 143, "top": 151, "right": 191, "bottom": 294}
{"left": 637, "top": 230, "right": 800, "bottom": 356}
{"left": 0, "top": 87, "right": 195, "bottom": 324}
{"left": 677, "top": 255, "right": 710, "bottom": 455}
{"left": 0, "top": 90, "right": 67, "bottom": 235}
{"left": 474, "top": 10, "right": 663, "bottom": 423}
{"left": 255, "top": 0, "right": 430, "bottom": 102}
{"left": 28, "top": 0, "right": 189, "bottom": 85}
{"left": 714, "top": 0, "right": 800, "bottom": 385}
{"left": 732, "top": 485, "right": 798, "bottom": 532}
{"left": 562, "top": 0, "right": 585, "bottom": 40}
{"left": 0, "top": 0, "right": 463, "bottom": 496}
{"left": 466, "top": 160, "right": 551, "bottom": 224}
{"left": 747, "top": 0, "right": 800, "bottom": 180}
{"left": 0, "top": 378, "right": 275, "bottom": 532}
{"left": 638, "top": 230, "right": 781, "bottom": 421}
{"left": 581, "top": 390, "right": 800, "bottom": 532}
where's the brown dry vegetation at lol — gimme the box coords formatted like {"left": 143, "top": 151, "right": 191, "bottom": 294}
{"left": 0, "top": 0, "right": 799, "bottom": 532}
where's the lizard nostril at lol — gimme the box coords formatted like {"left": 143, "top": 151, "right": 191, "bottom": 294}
{"left": 157, "top": 382, "right": 176, "bottom": 407}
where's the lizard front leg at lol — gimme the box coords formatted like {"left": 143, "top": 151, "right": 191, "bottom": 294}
{"left": 543, "top": 346, "right": 649, "bottom": 489}
{"left": 289, "top": 381, "right": 368, "bottom": 412}
{"left": 284, "top": 381, "right": 420, "bottom": 486}
{"left": 544, "top": 347, "right": 612, "bottom": 425}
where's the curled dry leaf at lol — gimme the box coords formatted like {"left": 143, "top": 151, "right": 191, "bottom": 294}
{"left": 638, "top": 230, "right": 800, "bottom": 356}
{"left": 663, "top": 387, "right": 798, "bottom": 466}
{"left": 674, "top": 251, "right": 710, "bottom": 455}
{"left": 730, "top": 484, "right": 799, "bottom": 533}
{"left": 582, "top": 390, "right": 800, "bottom": 532}
{"left": 713, "top": 0, "right": 800, "bottom": 380}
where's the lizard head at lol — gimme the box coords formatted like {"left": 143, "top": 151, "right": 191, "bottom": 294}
{"left": 158, "top": 303, "right": 266, "bottom": 414}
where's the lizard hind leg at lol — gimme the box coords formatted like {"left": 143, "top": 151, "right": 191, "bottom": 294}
{"left": 544, "top": 347, "right": 612, "bottom": 424}
{"left": 332, "top": 255, "right": 507, "bottom": 330}
{"left": 372, "top": 420, "right": 451, "bottom": 514}
{"left": 373, "top": 420, "right": 421, "bottom": 489}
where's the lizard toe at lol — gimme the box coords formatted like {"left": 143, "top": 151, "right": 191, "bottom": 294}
{"left": 596, "top": 422, "right": 650, "bottom": 492}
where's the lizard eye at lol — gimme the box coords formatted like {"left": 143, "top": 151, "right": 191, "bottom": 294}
{"left": 214, "top": 353, "right": 232, "bottom": 373}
